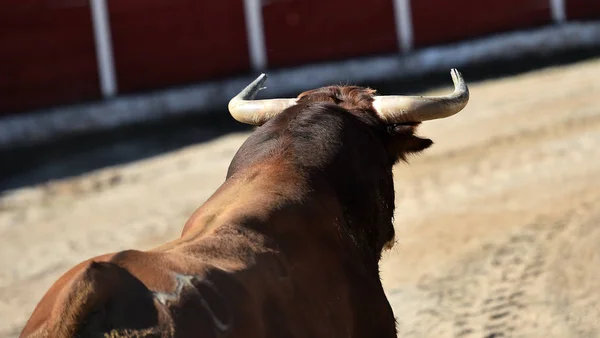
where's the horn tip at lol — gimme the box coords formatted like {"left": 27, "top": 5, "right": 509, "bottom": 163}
{"left": 449, "top": 68, "right": 468, "bottom": 95}
{"left": 255, "top": 73, "right": 269, "bottom": 90}
{"left": 450, "top": 68, "right": 462, "bottom": 81}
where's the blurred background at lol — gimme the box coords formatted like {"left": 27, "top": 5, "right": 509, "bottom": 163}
{"left": 1, "top": 0, "right": 600, "bottom": 337}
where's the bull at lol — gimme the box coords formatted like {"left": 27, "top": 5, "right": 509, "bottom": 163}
{"left": 20, "top": 69, "right": 469, "bottom": 338}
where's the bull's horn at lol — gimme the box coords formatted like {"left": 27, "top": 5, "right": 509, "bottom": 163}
{"left": 228, "top": 74, "right": 297, "bottom": 125}
{"left": 372, "top": 68, "right": 469, "bottom": 123}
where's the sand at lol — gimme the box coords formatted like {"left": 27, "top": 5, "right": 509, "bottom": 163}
{"left": 2, "top": 58, "right": 600, "bottom": 337}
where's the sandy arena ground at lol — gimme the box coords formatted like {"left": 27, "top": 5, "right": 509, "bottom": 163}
{"left": 1, "top": 58, "right": 600, "bottom": 337}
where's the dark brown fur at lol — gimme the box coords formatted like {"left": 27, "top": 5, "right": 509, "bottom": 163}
{"left": 20, "top": 86, "right": 432, "bottom": 338}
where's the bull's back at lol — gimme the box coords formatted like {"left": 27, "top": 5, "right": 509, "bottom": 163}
{"left": 19, "top": 247, "right": 270, "bottom": 338}
{"left": 20, "top": 222, "right": 392, "bottom": 338}
{"left": 19, "top": 252, "right": 168, "bottom": 338}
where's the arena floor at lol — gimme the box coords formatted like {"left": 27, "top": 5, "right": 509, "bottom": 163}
{"left": 2, "top": 57, "right": 600, "bottom": 337}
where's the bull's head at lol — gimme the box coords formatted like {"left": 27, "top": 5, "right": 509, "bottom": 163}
{"left": 228, "top": 69, "right": 469, "bottom": 126}
{"left": 226, "top": 70, "right": 469, "bottom": 257}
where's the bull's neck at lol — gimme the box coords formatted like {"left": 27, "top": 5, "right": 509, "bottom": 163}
{"left": 180, "top": 160, "right": 309, "bottom": 237}
{"left": 181, "top": 154, "right": 387, "bottom": 275}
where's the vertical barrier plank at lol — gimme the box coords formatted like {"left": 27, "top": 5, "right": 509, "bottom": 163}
{"left": 0, "top": 1, "right": 100, "bottom": 115}
{"left": 108, "top": 0, "right": 251, "bottom": 94}
{"left": 411, "top": 0, "right": 552, "bottom": 47}
{"left": 262, "top": 0, "right": 398, "bottom": 68}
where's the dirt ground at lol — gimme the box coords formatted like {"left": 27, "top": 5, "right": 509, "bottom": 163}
{"left": 2, "top": 57, "right": 600, "bottom": 337}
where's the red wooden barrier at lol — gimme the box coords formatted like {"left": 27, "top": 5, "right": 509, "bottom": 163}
{"left": 566, "top": 0, "right": 600, "bottom": 20}
{"left": 0, "top": 0, "right": 100, "bottom": 114}
{"left": 262, "top": 0, "right": 398, "bottom": 68}
{"left": 107, "top": 0, "right": 250, "bottom": 94}
{"left": 411, "top": 0, "right": 552, "bottom": 47}
{"left": 1, "top": 0, "right": 599, "bottom": 116}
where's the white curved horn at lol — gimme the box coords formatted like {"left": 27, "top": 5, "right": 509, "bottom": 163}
{"left": 372, "top": 68, "right": 469, "bottom": 123}
{"left": 228, "top": 74, "right": 297, "bottom": 125}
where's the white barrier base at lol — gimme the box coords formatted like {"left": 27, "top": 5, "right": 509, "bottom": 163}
{"left": 1, "top": 21, "right": 600, "bottom": 150}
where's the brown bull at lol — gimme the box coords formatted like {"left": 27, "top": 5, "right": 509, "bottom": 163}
{"left": 20, "top": 70, "right": 469, "bottom": 338}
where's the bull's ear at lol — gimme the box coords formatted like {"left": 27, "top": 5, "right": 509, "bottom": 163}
{"left": 386, "top": 123, "right": 433, "bottom": 163}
